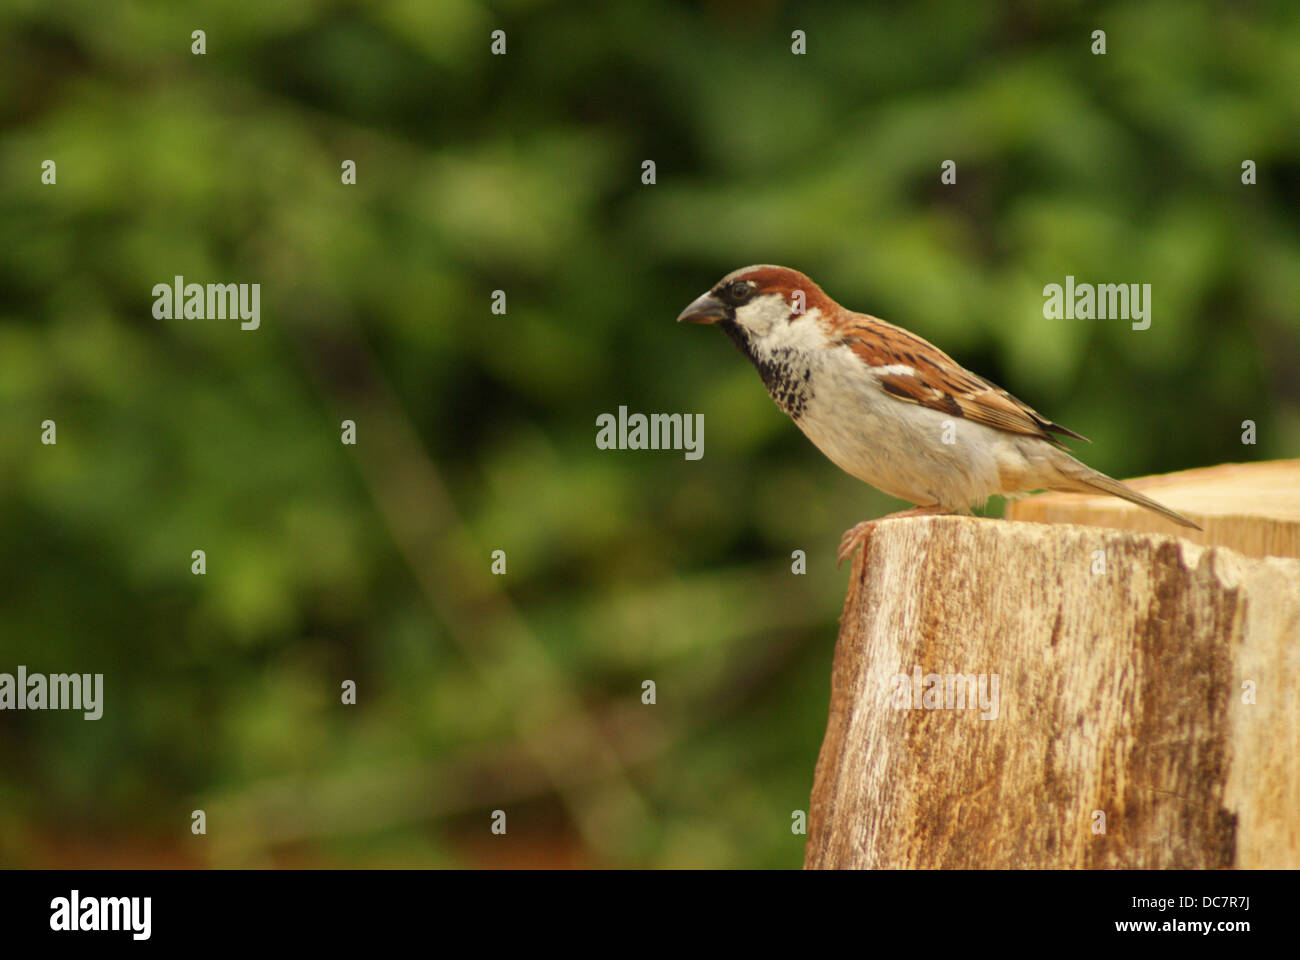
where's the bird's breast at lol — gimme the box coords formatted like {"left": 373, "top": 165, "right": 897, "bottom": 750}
{"left": 754, "top": 349, "right": 815, "bottom": 420}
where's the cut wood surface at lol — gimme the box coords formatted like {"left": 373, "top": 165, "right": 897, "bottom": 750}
{"left": 804, "top": 511, "right": 1300, "bottom": 869}
{"left": 1006, "top": 459, "right": 1300, "bottom": 560}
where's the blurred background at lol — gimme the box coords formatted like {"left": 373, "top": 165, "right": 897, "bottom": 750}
{"left": 1, "top": 0, "right": 1297, "bottom": 868}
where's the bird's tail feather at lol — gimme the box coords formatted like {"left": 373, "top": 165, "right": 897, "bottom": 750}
{"left": 1060, "top": 466, "right": 1202, "bottom": 531}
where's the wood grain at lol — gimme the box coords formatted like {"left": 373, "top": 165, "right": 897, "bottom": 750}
{"left": 1006, "top": 459, "right": 1300, "bottom": 560}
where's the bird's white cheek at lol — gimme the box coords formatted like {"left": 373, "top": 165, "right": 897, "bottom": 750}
{"left": 734, "top": 295, "right": 799, "bottom": 337}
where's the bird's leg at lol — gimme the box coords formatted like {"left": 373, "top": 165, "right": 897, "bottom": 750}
{"left": 836, "top": 505, "right": 950, "bottom": 567}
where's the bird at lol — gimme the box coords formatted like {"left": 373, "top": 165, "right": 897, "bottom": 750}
{"left": 676, "top": 265, "right": 1201, "bottom": 564}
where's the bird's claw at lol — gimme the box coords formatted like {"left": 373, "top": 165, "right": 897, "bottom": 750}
{"left": 837, "top": 520, "right": 877, "bottom": 567}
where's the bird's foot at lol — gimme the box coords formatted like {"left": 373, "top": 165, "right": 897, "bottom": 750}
{"left": 836, "top": 505, "right": 950, "bottom": 568}
{"left": 836, "top": 520, "right": 878, "bottom": 567}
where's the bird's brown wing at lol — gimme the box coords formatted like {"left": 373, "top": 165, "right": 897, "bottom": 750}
{"left": 835, "top": 314, "right": 1088, "bottom": 448}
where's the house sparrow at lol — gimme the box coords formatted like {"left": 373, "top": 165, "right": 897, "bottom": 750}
{"left": 677, "top": 265, "right": 1201, "bottom": 564}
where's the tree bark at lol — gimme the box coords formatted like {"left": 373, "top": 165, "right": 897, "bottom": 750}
{"left": 804, "top": 475, "right": 1300, "bottom": 868}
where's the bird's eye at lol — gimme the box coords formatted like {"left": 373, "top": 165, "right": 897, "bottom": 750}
{"left": 727, "top": 281, "right": 755, "bottom": 302}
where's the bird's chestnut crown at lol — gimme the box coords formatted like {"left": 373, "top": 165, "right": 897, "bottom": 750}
{"left": 676, "top": 265, "right": 831, "bottom": 327}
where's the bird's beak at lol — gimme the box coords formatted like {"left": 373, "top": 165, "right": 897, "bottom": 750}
{"left": 676, "top": 291, "right": 727, "bottom": 325}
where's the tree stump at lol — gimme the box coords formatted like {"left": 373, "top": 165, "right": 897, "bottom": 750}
{"left": 804, "top": 461, "right": 1300, "bottom": 869}
{"left": 1005, "top": 459, "right": 1300, "bottom": 560}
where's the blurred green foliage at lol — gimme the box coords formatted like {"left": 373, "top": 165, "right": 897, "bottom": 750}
{"left": 0, "top": 0, "right": 1297, "bottom": 867}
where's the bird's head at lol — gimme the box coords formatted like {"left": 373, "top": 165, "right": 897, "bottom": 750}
{"left": 676, "top": 265, "right": 834, "bottom": 340}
